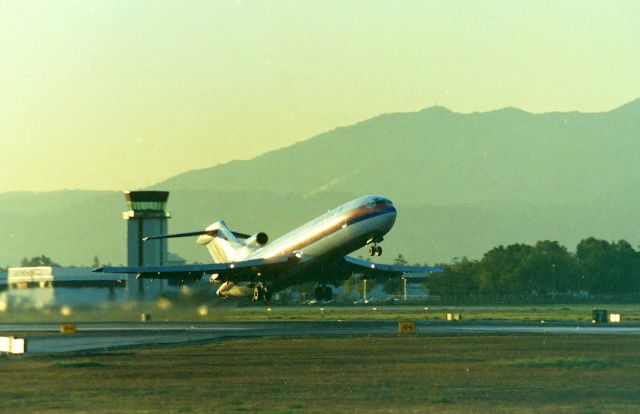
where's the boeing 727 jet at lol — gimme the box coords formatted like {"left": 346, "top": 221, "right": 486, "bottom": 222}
{"left": 94, "top": 195, "right": 441, "bottom": 301}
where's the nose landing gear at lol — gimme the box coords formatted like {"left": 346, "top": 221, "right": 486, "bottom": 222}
{"left": 368, "top": 244, "right": 382, "bottom": 256}
{"left": 366, "top": 235, "right": 384, "bottom": 257}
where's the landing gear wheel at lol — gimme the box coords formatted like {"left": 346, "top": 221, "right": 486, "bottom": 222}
{"left": 253, "top": 285, "right": 272, "bottom": 302}
{"left": 368, "top": 245, "right": 375, "bottom": 256}
{"left": 314, "top": 286, "right": 324, "bottom": 301}
{"left": 252, "top": 286, "right": 263, "bottom": 302}
{"left": 263, "top": 286, "right": 272, "bottom": 302}
{"left": 376, "top": 246, "right": 382, "bottom": 256}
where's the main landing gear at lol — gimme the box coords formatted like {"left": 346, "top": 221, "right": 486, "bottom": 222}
{"left": 252, "top": 284, "right": 272, "bottom": 302}
{"left": 314, "top": 286, "right": 333, "bottom": 302}
{"left": 368, "top": 244, "right": 382, "bottom": 256}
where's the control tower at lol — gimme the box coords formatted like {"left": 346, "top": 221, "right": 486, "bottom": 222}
{"left": 122, "top": 191, "right": 170, "bottom": 267}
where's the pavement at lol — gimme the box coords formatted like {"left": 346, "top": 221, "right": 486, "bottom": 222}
{"left": 2, "top": 320, "right": 640, "bottom": 354}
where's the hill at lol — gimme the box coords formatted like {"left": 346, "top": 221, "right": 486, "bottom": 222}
{"left": 2, "top": 100, "right": 639, "bottom": 267}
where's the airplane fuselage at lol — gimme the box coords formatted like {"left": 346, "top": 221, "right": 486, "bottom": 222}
{"left": 255, "top": 195, "right": 396, "bottom": 260}
{"left": 215, "top": 195, "right": 397, "bottom": 297}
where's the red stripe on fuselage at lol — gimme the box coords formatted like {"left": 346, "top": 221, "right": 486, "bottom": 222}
{"left": 263, "top": 203, "right": 393, "bottom": 257}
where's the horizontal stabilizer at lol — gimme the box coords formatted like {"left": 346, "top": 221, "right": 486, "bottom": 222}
{"left": 143, "top": 229, "right": 251, "bottom": 241}
{"left": 143, "top": 230, "right": 218, "bottom": 241}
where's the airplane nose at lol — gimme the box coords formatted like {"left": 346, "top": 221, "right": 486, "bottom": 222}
{"left": 384, "top": 206, "right": 397, "bottom": 230}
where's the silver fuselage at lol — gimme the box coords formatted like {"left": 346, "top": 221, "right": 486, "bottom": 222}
{"left": 216, "top": 195, "right": 397, "bottom": 297}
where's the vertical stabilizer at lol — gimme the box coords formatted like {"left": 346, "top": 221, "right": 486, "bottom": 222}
{"left": 196, "top": 221, "right": 242, "bottom": 263}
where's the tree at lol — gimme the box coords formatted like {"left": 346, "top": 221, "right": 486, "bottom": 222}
{"left": 393, "top": 254, "right": 408, "bottom": 266}
{"left": 576, "top": 238, "right": 640, "bottom": 295}
{"left": 611, "top": 240, "right": 640, "bottom": 294}
{"left": 576, "top": 237, "right": 610, "bottom": 294}
{"left": 20, "top": 255, "right": 60, "bottom": 267}
{"left": 517, "top": 241, "right": 577, "bottom": 296}
{"left": 478, "top": 244, "right": 533, "bottom": 295}
{"left": 426, "top": 257, "right": 479, "bottom": 297}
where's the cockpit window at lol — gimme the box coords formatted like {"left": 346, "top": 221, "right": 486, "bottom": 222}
{"left": 374, "top": 198, "right": 392, "bottom": 205}
{"left": 367, "top": 197, "right": 393, "bottom": 208}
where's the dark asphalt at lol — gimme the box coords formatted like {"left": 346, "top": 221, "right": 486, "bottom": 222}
{"left": 2, "top": 321, "right": 640, "bottom": 354}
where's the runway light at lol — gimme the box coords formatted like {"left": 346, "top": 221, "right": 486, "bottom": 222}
{"left": 60, "top": 306, "right": 72, "bottom": 316}
{"left": 372, "top": 307, "right": 377, "bottom": 311}
{"left": 198, "top": 305, "right": 209, "bottom": 316}
{"left": 267, "top": 308, "right": 272, "bottom": 312}
{"left": 446, "top": 313, "right": 461, "bottom": 321}
{"left": 157, "top": 298, "right": 172, "bottom": 310}
{"left": 424, "top": 307, "right": 429, "bottom": 311}
{"left": 320, "top": 308, "right": 325, "bottom": 311}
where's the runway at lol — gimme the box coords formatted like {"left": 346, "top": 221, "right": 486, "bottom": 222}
{"left": 2, "top": 320, "right": 640, "bottom": 354}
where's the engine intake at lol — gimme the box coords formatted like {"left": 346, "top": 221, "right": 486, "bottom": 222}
{"left": 244, "top": 232, "right": 269, "bottom": 248}
{"left": 256, "top": 232, "right": 268, "bottom": 245}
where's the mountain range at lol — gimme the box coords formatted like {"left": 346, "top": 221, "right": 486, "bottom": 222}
{"left": 2, "top": 99, "right": 639, "bottom": 267}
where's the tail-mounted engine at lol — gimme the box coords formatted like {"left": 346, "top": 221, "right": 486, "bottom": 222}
{"left": 243, "top": 232, "right": 268, "bottom": 249}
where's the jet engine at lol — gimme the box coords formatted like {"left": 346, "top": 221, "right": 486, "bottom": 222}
{"left": 243, "top": 232, "right": 269, "bottom": 248}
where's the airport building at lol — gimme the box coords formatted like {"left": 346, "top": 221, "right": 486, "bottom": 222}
{"left": 0, "top": 266, "right": 126, "bottom": 310}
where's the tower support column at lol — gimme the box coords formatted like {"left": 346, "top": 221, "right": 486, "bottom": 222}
{"left": 122, "top": 191, "right": 171, "bottom": 298}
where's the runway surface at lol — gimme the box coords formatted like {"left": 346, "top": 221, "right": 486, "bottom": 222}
{"left": 2, "top": 321, "right": 640, "bottom": 354}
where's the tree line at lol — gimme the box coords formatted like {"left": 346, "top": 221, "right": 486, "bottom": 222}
{"left": 426, "top": 237, "right": 640, "bottom": 300}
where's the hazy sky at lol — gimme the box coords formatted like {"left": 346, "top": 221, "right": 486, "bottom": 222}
{"left": 1, "top": 0, "right": 639, "bottom": 192}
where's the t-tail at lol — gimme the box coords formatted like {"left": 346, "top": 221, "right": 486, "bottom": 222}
{"left": 144, "top": 220, "right": 268, "bottom": 263}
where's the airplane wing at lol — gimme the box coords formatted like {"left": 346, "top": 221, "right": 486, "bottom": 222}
{"left": 342, "top": 256, "right": 443, "bottom": 281}
{"left": 93, "top": 254, "right": 301, "bottom": 282}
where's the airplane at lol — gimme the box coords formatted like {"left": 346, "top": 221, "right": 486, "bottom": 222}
{"left": 94, "top": 195, "right": 442, "bottom": 302}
